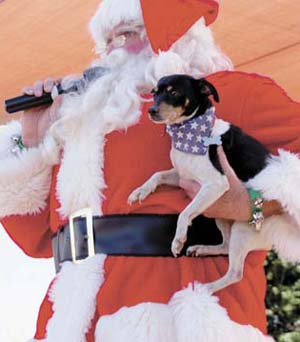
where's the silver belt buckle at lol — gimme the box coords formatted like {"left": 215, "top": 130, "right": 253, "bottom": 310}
{"left": 69, "top": 207, "right": 95, "bottom": 263}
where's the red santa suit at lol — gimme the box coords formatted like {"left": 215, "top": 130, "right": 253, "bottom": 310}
{"left": 1, "top": 1, "right": 300, "bottom": 341}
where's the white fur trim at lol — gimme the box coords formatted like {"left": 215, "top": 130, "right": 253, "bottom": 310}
{"left": 95, "top": 284, "right": 273, "bottom": 342}
{"left": 144, "top": 22, "right": 233, "bottom": 86}
{"left": 170, "top": 284, "right": 273, "bottom": 342}
{"left": 89, "top": 0, "right": 143, "bottom": 54}
{"left": 246, "top": 149, "right": 300, "bottom": 226}
{"left": 46, "top": 255, "right": 106, "bottom": 342}
{"left": 0, "top": 121, "right": 59, "bottom": 218}
{"left": 55, "top": 120, "right": 106, "bottom": 218}
{"left": 144, "top": 51, "right": 190, "bottom": 87}
{"left": 170, "top": 18, "right": 233, "bottom": 76}
{"left": 260, "top": 214, "right": 300, "bottom": 263}
{"left": 96, "top": 302, "right": 174, "bottom": 341}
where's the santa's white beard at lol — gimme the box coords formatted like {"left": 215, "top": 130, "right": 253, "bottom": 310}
{"left": 57, "top": 48, "right": 151, "bottom": 136}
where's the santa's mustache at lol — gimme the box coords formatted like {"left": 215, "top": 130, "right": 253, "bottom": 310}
{"left": 99, "top": 48, "right": 133, "bottom": 70}
{"left": 57, "top": 47, "right": 151, "bottom": 132}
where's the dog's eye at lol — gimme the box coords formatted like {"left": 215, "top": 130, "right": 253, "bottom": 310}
{"left": 151, "top": 87, "right": 158, "bottom": 95}
{"left": 171, "top": 90, "right": 180, "bottom": 97}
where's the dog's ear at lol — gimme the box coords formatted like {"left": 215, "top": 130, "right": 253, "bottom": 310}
{"left": 198, "top": 79, "right": 220, "bottom": 103}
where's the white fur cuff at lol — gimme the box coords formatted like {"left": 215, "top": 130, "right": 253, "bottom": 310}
{"left": 247, "top": 149, "right": 300, "bottom": 225}
{"left": 0, "top": 121, "right": 60, "bottom": 218}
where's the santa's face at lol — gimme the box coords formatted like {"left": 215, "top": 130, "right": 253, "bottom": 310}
{"left": 106, "top": 22, "right": 149, "bottom": 55}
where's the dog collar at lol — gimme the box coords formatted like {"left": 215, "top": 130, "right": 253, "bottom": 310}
{"left": 166, "top": 107, "right": 218, "bottom": 155}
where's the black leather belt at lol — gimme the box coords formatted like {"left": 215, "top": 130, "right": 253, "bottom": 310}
{"left": 52, "top": 213, "right": 222, "bottom": 272}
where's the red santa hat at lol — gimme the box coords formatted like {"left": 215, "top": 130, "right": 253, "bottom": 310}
{"left": 89, "top": 0, "right": 219, "bottom": 53}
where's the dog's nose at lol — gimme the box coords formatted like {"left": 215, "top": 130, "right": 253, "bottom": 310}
{"left": 148, "top": 107, "right": 158, "bottom": 116}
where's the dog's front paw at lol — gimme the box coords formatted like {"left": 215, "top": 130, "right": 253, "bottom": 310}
{"left": 171, "top": 214, "right": 190, "bottom": 256}
{"left": 171, "top": 237, "right": 186, "bottom": 257}
{"left": 187, "top": 245, "right": 213, "bottom": 257}
{"left": 186, "top": 245, "right": 200, "bottom": 257}
{"left": 128, "top": 186, "right": 152, "bottom": 205}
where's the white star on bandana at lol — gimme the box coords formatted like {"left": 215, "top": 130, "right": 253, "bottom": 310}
{"left": 191, "top": 122, "right": 199, "bottom": 129}
{"left": 186, "top": 132, "right": 193, "bottom": 141}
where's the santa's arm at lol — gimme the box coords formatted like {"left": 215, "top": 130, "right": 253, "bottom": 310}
{"left": 242, "top": 75, "right": 300, "bottom": 224}
{"left": 1, "top": 208, "right": 53, "bottom": 258}
{"left": 0, "top": 120, "right": 59, "bottom": 257}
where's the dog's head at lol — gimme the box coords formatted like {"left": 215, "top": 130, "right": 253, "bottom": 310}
{"left": 148, "top": 74, "right": 219, "bottom": 125}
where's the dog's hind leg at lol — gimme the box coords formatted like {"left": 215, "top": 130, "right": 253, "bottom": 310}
{"left": 128, "top": 168, "right": 179, "bottom": 204}
{"left": 203, "top": 222, "right": 257, "bottom": 294}
{"left": 186, "top": 219, "right": 231, "bottom": 257}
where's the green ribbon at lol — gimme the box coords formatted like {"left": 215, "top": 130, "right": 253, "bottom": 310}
{"left": 16, "top": 136, "right": 27, "bottom": 151}
{"left": 247, "top": 188, "right": 263, "bottom": 223}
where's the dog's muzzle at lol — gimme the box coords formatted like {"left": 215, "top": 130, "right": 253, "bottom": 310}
{"left": 148, "top": 106, "right": 163, "bottom": 122}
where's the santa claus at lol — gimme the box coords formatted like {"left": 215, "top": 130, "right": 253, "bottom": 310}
{"left": 1, "top": 0, "right": 300, "bottom": 341}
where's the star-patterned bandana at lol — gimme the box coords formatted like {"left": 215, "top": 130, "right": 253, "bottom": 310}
{"left": 166, "top": 107, "right": 220, "bottom": 155}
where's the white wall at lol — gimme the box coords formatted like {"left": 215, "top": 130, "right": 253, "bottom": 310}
{"left": 0, "top": 226, "right": 54, "bottom": 342}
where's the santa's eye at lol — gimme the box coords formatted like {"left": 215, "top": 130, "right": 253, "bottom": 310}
{"left": 120, "top": 30, "right": 138, "bottom": 38}
{"left": 122, "top": 31, "right": 132, "bottom": 36}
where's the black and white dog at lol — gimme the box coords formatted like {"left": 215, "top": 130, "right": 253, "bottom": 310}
{"left": 128, "top": 74, "right": 300, "bottom": 293}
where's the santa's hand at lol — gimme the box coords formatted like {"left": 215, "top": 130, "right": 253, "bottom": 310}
{"left": 21, "top": 74, "right": 81, "bottom": 148}
{"left": 179, "top": 146, "right": 251, "bottom": 221}
{"left": 21, "top": 78, "right": 62, "bottom": 147}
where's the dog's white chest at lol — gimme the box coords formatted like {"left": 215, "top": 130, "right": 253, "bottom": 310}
{"left": 170, "top": 147, "right": 222, "bottom": 183}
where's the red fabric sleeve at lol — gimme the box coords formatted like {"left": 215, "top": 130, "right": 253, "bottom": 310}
{"left": 1, "top": 202, "right": 53, "bottom": 258}
{"left": 240, "top": 74, "right": 300, "bottom": 154}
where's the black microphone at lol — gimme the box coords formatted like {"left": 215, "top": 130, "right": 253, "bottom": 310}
{"left": 4, "top": 66, "right": 109, "bottom": 114}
